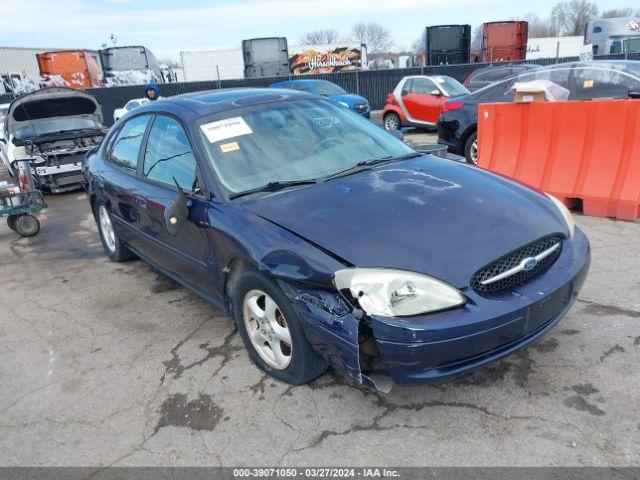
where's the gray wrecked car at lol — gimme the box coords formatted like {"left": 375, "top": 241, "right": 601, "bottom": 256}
{"left": 1, "top": 88, "right": 106, "bottom": 193}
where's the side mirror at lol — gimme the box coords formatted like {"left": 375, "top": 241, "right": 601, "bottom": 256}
{"left": 388, "top": 129, "right": 404, "bottom": 141}
{"left": 430, "top": 89, "right": 442, "bottom": 97}
{"left": 164, "top": 179, "right": 190, "bottom": 236}
{"left": 629, "top": 90, "right": 640, "bottom": 99}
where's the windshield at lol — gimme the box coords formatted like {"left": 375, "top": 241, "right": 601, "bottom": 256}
{"left": 14, "top": 117, "right": 102, "bottom": 140}
{"left": 199, "top": 98, "right": 414, "bottom": 194}
{"left": 432, "top": 76, "right": 470, "bottom": 97}
{"left": 312, "top": 81, "right": 347, "bottom": 96}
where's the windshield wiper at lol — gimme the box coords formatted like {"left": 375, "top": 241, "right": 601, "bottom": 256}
{"left": 229, "top": 179, "right": 317, "bottom": 200}
{"left": 322, "top": 152, "right": 423, "bottom": 181}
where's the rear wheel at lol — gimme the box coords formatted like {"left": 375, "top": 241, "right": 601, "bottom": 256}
{"left": 95, "top": 202, "right": 134, "bottom": 262}
{"left": 464, "top": 132, "right": 478, "bottom": 165}
{"left": 14, "top": 214, "right": 40, "bottom": 237}
{"left": 383, "top": 112, "right": 401, "bottom": 131}
{"left": 232, "top": 269, "right": 327, "bottom": 385}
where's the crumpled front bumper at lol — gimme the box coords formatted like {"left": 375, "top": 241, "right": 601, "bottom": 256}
{"left": 291, "top": 227, "right": 590, "bottom": 388}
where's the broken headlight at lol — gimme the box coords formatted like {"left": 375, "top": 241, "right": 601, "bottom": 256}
{"left": 546, "top": 194, "right": 575, "bottom": 239}
{"left": 333, "top": 268, "right": 466, "bottom": 317}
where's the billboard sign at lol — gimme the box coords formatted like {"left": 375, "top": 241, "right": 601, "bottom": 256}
{"left": 288, "top": 44, "right": 364, "bottom": 75}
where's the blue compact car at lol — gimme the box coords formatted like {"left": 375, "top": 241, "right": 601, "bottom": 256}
{"left": 270, "top": 79, "right": 370, "bottom": 117}
{"left": 84, "top": 89, "right": 590, "bottom": 391}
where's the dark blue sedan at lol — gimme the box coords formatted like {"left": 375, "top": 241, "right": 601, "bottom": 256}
{"left": 270, "top": 79, "right": 370, "bottom": 117}
{"left": 85, "top": 88, "right": 590, "bottom": 391}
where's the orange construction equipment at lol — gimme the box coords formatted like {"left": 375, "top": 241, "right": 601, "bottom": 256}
{"left": 477, "top": 100, "right": 640, "bottom": 221}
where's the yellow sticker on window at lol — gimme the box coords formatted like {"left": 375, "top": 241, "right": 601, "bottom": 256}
{"left": 583, "top": 80, "right": 594, "bottom": 89}
{"left": 220, "top": 141, "right": 240, "bottom": 153}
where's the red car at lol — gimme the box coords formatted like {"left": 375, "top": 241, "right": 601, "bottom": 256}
{"left": 382, "top": 75, "right": 469, "bottom": 130}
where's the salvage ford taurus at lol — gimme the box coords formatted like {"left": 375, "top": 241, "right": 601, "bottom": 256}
{"left": 84, "top": 88, "right": 590, "bottom": 391}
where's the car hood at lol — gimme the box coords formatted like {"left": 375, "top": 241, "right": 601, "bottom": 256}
{"left": 6, "top": 87, "right": 103, "bottom": 134}
{"left": 329, "top": 93, "right": 368, "bottom": 106}
{"left": 240, "top": 155, "right": 568, "bottom": 289}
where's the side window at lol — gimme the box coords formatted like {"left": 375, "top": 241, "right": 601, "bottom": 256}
{"left": 593, "top": 26, "right": 602, "bottom": 33}
{"left": 478, "top": 78, "right": 515, "bottom": 102}
{"left": 142, "top": 116, "right": 198, "bottom": 191}
{"left": 570, "top": 67, "right": 640, "bottom": 100}
{"left": 411, "top": 77, "right": 437, "bottom": 94}
{"left": 401, "top": 79, "right": 413, "bottom": 96}
{"left": 610, "top": 41, "right": 622, "bottom": 54}
{"left": 109, "top": 114, "right": 151, "bottom": 172}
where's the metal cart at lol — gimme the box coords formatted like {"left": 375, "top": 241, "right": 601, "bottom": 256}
{"left": 0, "top": 159, "right": 47, "bottom": 237}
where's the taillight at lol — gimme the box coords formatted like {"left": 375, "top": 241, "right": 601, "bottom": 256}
{"left": 386, "top": 93, "right": 397, "bottom": 106}
{"left": 442, "top": 101, "right": 464, "bottom": 113}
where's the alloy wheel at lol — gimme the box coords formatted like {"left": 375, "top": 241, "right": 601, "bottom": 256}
{"left": 470, "top": 139, "right": 478, "bottom": 165}
{"left": 98, "top": 205, "right": 116, "bottom": 254}
{"left": 242, "top": 289, "right": 292, "bottom": 370}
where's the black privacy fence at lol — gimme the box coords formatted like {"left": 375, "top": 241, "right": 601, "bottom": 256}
{"left": 2, "top": 52, "right": 639, "bottom": 127}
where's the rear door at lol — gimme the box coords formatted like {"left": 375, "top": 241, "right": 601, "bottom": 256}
{"left": 135, "top": 114, "right": 213, "bottom": 295}
{"left": 101, "top": 114, "right": 153, "bottom": 250}
{"left": 403, "top": 77, "right": 443, "bottom": 124}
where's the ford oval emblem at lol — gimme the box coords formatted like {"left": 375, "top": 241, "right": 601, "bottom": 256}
{"left": 523, "top": 257, "right": 538, "bottom": 271}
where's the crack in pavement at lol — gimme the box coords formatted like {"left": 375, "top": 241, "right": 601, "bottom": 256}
{"left": 160, "top": 324, "right": 241, "bottom": 384}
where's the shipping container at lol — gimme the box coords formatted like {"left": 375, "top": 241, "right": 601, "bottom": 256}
{"left": 37, "top": 50, "right": 103, "bottom": 89}
{"left": 0, "top": 46, "right": 47, "bottom": 94}
{"left": 585, "top": 17, "right": 640, "bottom": 56}
{"left": 180, "top": 49, "right": 244, "bottom": 81}
{"left": 288, "top": 44, "right": 366, "bottom": 75}
{"left": 99, "top": 45, "right": 163, "bottom": 85}
{"left": 425, "top": 25, "right": 471, "bottom": 65}
{"left": 471, "top": 21, "right": 528, "bottom": 63}
{"left": 242, "top": 37, "right": 289, "bottom": 79}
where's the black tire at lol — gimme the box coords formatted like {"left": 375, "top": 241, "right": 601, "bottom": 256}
{"left": 14, "top": 214, "right": 40, "bottom": 237}
{"left": 231, "top": 269, "right": 328, "bottom": 385}
{"left": 93, "top": 201, "right": 135, "bottom": 262}
{"left": 383, "top": 112, "right": 401, "bottom": 131}
{"left": 464, "top": 131, "right": 478, "bottom": 165}
{"left": 7, "top": 215, "right": 17, "bottom": 231}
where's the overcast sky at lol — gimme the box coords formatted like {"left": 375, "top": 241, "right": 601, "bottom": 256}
{"left": 1, "top": 0, "right": 629, "bottom": 60}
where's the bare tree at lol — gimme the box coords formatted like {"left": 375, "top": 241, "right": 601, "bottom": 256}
{"left": 522, "top": 12, "right": 559, "bottom": 37}
{"left": 601, "top": 8, "right": 640, "bottom": 18}
{"left": 351, "top": 22, "right": 393, "bottom": 53}
{"left": 551, "top": 0, "right": 599, "bottom": 36}
{"left": 412, "top": 30, "right": 426, "bottom": 54}
{"left": 298, "top": 29, "right": 339, "bottom": 45}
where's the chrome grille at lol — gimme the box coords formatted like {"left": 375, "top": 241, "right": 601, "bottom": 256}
{"left": 471, "top": 235, "right": 563, "bottom": 293}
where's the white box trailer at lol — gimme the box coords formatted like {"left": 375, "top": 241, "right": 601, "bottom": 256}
{"left": 526, "top": 36, "right": 592, "bottom": 60}
{"left": 180, "top": 49, "right": 244, "bottom": 82}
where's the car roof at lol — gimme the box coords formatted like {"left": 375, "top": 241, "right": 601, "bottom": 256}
{"left": 132, "top": 88, "right": 313, "bottom": 120}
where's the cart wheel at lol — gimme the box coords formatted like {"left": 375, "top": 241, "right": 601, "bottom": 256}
{"left": 7, "top": 215, "right": 18, "bottom": 231}
{"left": 14, "top": 214, "right": 40, "bottom": 237}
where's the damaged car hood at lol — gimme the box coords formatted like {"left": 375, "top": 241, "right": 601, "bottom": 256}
{"left": 240, "top": 155, "right": 568, "bottom": 289}
{"left": 6, "top": 87, "right": 103, "bottom": 135}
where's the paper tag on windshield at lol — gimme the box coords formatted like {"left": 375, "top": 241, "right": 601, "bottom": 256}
{"left": 200, "top": 117, "right": 253, "bottom": 143}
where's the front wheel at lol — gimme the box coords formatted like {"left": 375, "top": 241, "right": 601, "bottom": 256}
{"left": 383, "top": 112, "right": 401, "bottom": 131}
{"left": 232, "top": 269, "right": 327, "bottom": 385}
{"left": 464, "top": 132, "right": 478, "bottom": 165}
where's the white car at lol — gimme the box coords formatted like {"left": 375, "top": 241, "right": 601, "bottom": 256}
{"left": 0, "top": 88, "right": 106, "bottom": 192}
{"left": 0, "top": 103, "right": 9, "bottom": 142}
{"left": 113, "top": 98, "right": 149, "bottom": 122}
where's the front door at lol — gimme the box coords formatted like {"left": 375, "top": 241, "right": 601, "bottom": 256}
{"left": 402, "top": 77, "right": 443, "bottom": 124}
{"left": 135, "top": 114, "right": 213, "bottom": 295}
